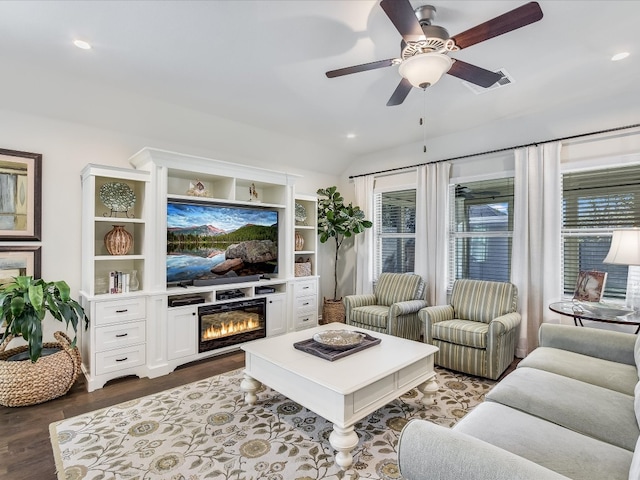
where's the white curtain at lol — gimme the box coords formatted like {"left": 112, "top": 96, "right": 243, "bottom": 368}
{"left": 354, "top": 175, "right": 375, "bottom": 294}
{"left": 416, "top": 162, "right": 451, "bottom": 305}
{"left": 512, "top": 142, "right": 562, "bottom": 357}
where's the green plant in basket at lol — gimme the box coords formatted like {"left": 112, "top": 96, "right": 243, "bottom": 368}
{"left": 317, "top": 186, "right": 372, "bottom": 300}
{"left": 0, "top": 276, "right": 87, "bottom": 362}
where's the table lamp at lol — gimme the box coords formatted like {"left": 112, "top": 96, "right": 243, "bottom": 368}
{"left": 604, "top": 228, "right": 640, "bottom": 310}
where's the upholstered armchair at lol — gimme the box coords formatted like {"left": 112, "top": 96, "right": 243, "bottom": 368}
{"left": 344, "top": 273, "right": 429, "bottom": 341}
{"left": 419, "top": 279, "right": 520, "bottom": 380}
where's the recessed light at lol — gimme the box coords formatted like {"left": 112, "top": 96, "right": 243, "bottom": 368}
{"left": 611, "top": 52, "right": 630, "bottom": 61}
{"left": 346, "top": 133, "right": 356, "bottom": 139}
{"left": 73, "top": 39, "right": 92, "bottom": 50}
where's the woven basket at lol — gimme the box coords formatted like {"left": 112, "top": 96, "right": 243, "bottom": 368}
{"left": 321, "top": 297, "right": 345, "bottom": 325}
{"left": 0, "top": 331, "right": 82, "bottom": 407}
{"left": 294, "top": 261, "right": 312, "bottom": 277}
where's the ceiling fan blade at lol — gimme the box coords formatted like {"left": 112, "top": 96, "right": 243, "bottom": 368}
{"left": 326, "top": 59, "right": 395, "bottom": 78}
{"left": 380, "top": 0, "right": 425, "bottom": 42}
{"left": 447, "top": 59, "right": 503, "bottom": 88}
{"left": 387, "top": 78, "right": 413, "bottom": 106}
{"left": 451, "top": 2, "right": 543, "bottom": 50}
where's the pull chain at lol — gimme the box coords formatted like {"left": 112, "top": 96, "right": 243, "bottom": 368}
{"left": 422, "top": 88, "right": 427, "bottom": 153}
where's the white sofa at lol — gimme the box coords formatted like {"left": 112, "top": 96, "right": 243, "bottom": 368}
{"left": 398, "top": 324, "right": 640, "bottom": 480}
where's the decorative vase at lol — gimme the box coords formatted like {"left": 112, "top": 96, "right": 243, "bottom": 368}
{"left": 129, "top": 270, "right": 139, "bottom": 291}
{"left": 295, "top": 232, "right": 305, "bottom": 251}
{"left": 104, "top": 225, "right": 133, "bottom": 255}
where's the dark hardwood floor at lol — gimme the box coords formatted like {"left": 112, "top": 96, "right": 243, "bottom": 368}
{"left": 0, "top": 350, "right": 245, "bottom": 480}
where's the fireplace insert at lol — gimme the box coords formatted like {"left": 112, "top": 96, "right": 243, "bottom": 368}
{"left": 198, "top": 298, "right": 266, "bottom": 353}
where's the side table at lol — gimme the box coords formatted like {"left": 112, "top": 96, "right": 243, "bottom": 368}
{"left": 548, "top": 301, "right": 640, "bottom": 334}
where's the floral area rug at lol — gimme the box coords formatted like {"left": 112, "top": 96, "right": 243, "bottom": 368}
{"left": 50, "top": 367, "right": 494, "bottom": 480}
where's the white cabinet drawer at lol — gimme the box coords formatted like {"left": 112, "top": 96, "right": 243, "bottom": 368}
{"left": 95, "top": 321, "right": 146, "bottom": 352}
{"left": 294, "top": 280, "right": 317, "bottom": 297}
{"left": 295, "top": 295, "right": 317, "bottom": 314}
{"left": 94, "top": 297, "right": 146, "bottom": 326}
{"left": 95, "top": 344, "right": 146, "bottom": 375}
{"left": 294, "top": 311, "right": 318, "bottom": 330}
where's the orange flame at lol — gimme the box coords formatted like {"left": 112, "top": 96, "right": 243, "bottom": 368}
{"left": 203, "top": 317, "right": 260, "bottom": 340}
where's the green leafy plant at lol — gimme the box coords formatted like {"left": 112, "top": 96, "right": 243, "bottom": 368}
{"left": 317, "top": 186, "right": 373, "bottom": 300}
{"left": 0, "top": 276, "right": 87, "bottom": 362}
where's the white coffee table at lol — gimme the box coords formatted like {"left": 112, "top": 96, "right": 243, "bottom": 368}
{"left": 240, "top": 322, "right": 439, "bottom": 469}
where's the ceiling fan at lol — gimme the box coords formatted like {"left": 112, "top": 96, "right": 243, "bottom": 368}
{"left": 326, "top": 0, "right": 543, "bottom": 106}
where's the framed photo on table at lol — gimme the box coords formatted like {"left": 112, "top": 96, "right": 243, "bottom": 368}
{"left": 0, "top": 148, "right": 42, "bottom": 241}
{"left": 573, "top": 270, "right": 607, "bottom": 302}
{"left": 0, "top": 246, "right": 41, "bottom": 286}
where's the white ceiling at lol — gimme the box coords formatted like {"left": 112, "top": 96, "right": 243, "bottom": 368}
{"left": 1, "top": 1, "right": 639, "bottom": 176}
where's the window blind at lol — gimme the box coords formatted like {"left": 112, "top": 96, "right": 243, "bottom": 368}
{"left": 449, "top": 177, "right": 514, "bottom": 288}
{"left": 562, "top": 164, "right": 640, "bottom": 299}
{"left": 374, "top": 189, "right": 416, "bottom": 279}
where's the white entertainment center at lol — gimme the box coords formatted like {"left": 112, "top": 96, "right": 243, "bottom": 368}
{"left": 79, "top": 147, "right": 319, "bottom": 391}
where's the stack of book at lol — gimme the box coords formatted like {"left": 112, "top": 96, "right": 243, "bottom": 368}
{"left": 109, "top": 271, "right": 131, "bottom": 294}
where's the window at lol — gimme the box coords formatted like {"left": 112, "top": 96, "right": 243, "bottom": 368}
{"left": 562, "top": 164, "right": 640, "bottom": 300}
{"left": 374, "top": 189, "right": 416, "bottom": 279}
{"left": 449, "top": 177, "right": 514, "bottom": 288}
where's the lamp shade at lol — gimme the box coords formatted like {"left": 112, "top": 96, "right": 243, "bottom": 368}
{"left": 398, "top": 52, "right": 453, "bottom": 89}
{"left": 603, "top": 228, "right": 640, "bottom": 265}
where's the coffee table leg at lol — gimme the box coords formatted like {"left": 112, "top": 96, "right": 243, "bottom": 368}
{"left": 240, "top": 374, "right": 261, "bottom": 405}
{"left": 417, "top": 375, "right": 439, "bottom": 406}
{"left": 329, "top": 425, "right": 359, "bottom": 469}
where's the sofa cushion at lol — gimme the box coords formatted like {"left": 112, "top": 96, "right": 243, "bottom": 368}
{"left": 349, "top": 305, "right": 390, "bottom": 329}
{"left": 374, "top": 273, "right": 421, "bottom": 306}
{"left": 630, "top": 436, "right": 640, "bottom": 480}
{"left": 450, "top": 279, "right": 517, "bottom": 323}
{"left": 455, "top": 402, "right": 633, "bottom": 480}
{"left": 518, "top": 346, "right": 638, "bottom": 395}
{"left": 431, "top": 319, "right": 488, "bottom": 348}
{"left": 486, "top": 367, "right": 639, "bottom": 451}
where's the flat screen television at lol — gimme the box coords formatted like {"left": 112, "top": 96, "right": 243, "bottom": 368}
{"left": 166, "top": 200, "right": 279, "bottom": 285}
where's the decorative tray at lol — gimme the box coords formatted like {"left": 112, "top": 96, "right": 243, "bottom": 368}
{"left": 293, "top": 331, "right": 381, "bottom": 361}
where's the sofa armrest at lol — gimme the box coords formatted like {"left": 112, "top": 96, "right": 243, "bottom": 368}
{"left": 390, "top": 299, "right": 430, "bottom": 316}
{"left": 398, "top": 420, "right": 568, "bottom": 480}
{"left": 488, "top": 312, "right": 522, "bottom": 336}
{"left": 538, "top": 323, "right": 636, "bottom": 365}
{"left": 419, "top": 305, "right": 454, "bottom": 343}
{"left": 344, "top": 294, "right": 377, "bottom": 326}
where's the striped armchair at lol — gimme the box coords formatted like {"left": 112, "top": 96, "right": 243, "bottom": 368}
{"left": 344, "top": 273, "right": 429, "bottom": 341}
{"left": 419, "top": 279, "right": 521, "bottom": 380}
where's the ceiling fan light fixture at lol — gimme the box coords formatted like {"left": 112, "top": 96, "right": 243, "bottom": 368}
{"left": 398, "top": 52, "right": 453, "bottom": 89}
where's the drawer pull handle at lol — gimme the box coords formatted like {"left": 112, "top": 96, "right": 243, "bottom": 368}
{"left": 302, "top": 317, "right": 309, "bottom": 322}
{"left": 302, "top": 286, "right": 310, "bottom": 290}
{"left": 302, "top": 302, "right": 310, "bottom": 306}
{"left": 115, "top": 309, "right": 129, "bottom": 313}
{"left": 115, "top": 357, "right": 128, "bottom": 362}
{"left": 115, "top": 333, "right": 128, "bottom": 338}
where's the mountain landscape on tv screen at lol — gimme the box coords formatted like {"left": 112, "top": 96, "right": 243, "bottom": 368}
{"left": 166, "top": 202, "right": 278, "bottom": 283}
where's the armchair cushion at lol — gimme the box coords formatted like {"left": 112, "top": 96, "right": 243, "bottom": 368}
{"left": 450, "top": 279, "right": 518, "bottom": 323}
{"left": 375, "top": 273, "right": 424, "bottom": 306}
{"left": 431, "top": 320, "right": 489, "bottom": 349}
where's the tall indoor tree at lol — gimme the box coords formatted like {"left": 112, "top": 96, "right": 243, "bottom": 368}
{"left": 317, "top": 186, "right": 373, "bottom": 307}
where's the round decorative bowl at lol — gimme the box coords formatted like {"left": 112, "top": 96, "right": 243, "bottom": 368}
{"left": 313, "top": 330, "right": 365, "bottom": 350}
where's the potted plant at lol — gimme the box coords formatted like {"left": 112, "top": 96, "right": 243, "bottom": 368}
{"left": 317, "top": 186, "right": 372, "bottom": 322}
{"left": 0, "top": 276, "right": 87, "bottom": 406}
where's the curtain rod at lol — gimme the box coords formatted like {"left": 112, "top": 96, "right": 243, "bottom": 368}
{"left": 348, "top": 122, "right": 640, "bottom": 180}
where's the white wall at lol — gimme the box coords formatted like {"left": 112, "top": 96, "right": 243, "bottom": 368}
{"left": 0, "top": 108, "right": 339, "bottom": 342}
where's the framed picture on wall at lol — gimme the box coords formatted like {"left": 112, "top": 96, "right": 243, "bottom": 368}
{"left": 573, "top": 270, "right": 608, "bottom": 303}
{"left": 0, "top": 148, "right": 42, "bottom": 241}
{"left": 0, "top": 245, "right": 41, "bottom": 286}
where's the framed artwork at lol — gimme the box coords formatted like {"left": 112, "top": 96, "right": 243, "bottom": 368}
{"left": 0, "top": 148, "right": 42, "bottom": 241}
{"left": 0, "top": 246, "right": 41, "bottom": 286}
{"left": 573, "top": 270, "right": 608, "bottom": 302}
